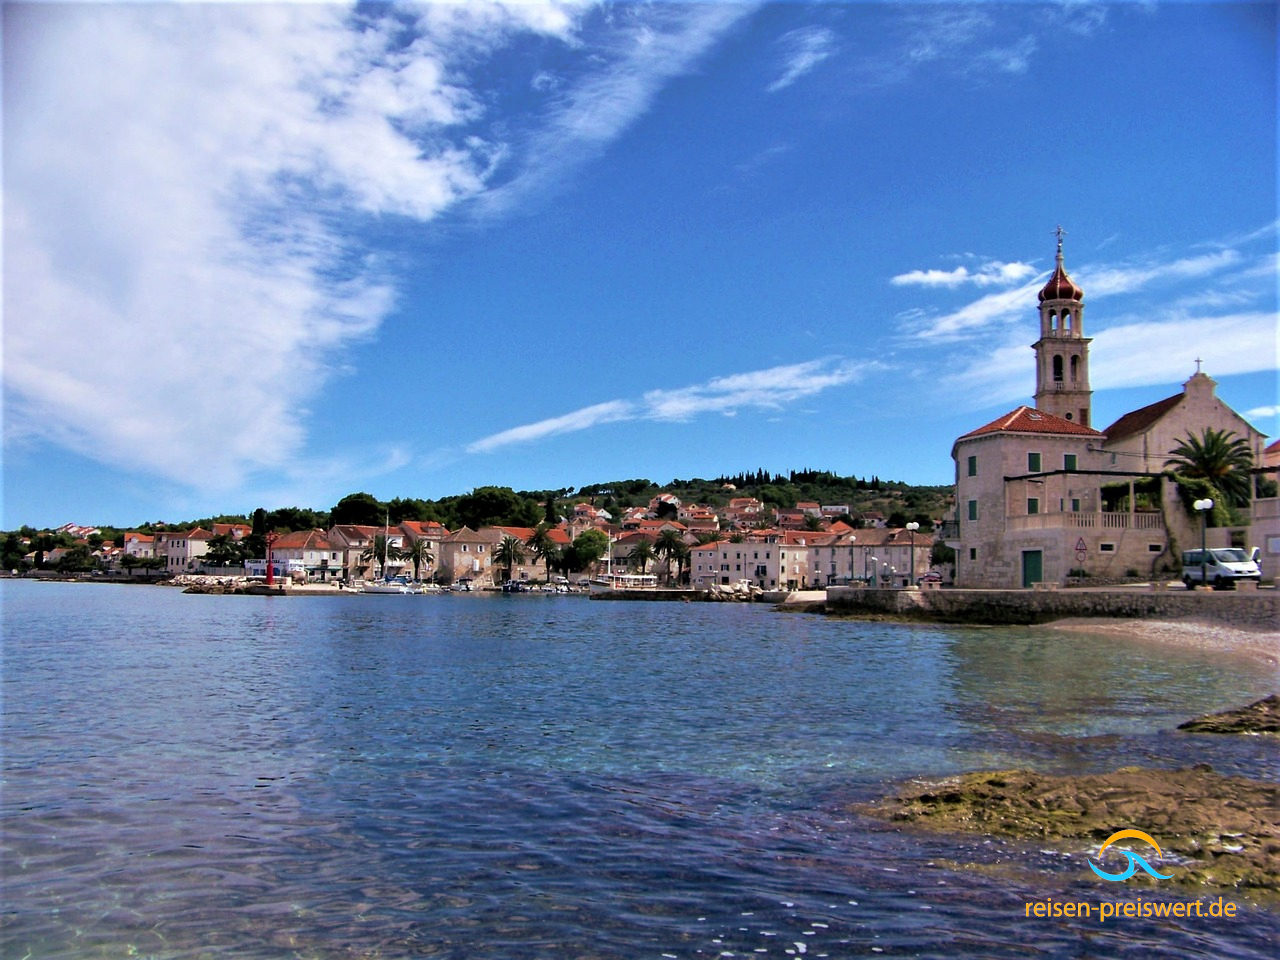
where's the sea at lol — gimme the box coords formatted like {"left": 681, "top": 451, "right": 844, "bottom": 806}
{"left": 1, "top": 579, "right": 1277, "bottom": 959}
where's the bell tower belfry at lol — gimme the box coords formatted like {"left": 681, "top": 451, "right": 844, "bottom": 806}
{"left": 1032, "top": 227, "right": 1092, "bottom": 425}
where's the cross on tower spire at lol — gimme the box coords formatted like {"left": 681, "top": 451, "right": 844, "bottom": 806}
{"left": 1054, "top": 225, "right": 1066, "bottom": 263}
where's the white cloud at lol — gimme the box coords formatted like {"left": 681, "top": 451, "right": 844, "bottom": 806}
{"left": 4, "top": 1, "right": 751, "bottom": 498}
{"left": 1089, "top": 312, "right": 1279, "bottom": 389}
{"left": 891, "top": 260, "right": 1037, "bottom": 288}
{"left": 973, "top": 35, "right": 1037, "bottom": 74}
{"left": 937, "top": 311, "right": 1279, "bottom": 414}
{"left": 906, "top": 277, "right": 1046, "bottom": 341}
{"left": 1244, "top": 405, "right": 1279, "bottom": 425}
{"left": 478, "top": 3, "right": 753, "bottom": 215}
{"left": 467, "top": 358, "right": 873, "bottom": 453}
{"left": 1079, "top": 250, "right": 1242, "bottom": 297}
{"left": 767, "top": 26, "right": 838, "bottom": 93}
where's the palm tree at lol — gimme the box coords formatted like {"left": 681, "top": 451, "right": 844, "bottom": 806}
{"left": 526, "top": 524, "right": 559, "bottom": 583}
{"left": 493, "top": 535, "right": 526, "bottom": 584}
{"left": 628, "top": 538, "right": 655, "bottom": 574}
{"left": 1164, "top": 427, "right": 1255, "bottom": 507}
{"left": 654, "top": 529, "right": 685, "bottom": 586}
{"left": 401, "top": 537, "right": 434, "bottom": 582}
{"left": 361, "top": 535, "right": 402, "bottom": 580}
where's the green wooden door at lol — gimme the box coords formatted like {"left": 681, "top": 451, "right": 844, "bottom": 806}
{"left": 1022, "top": 550, "right": 1043, "bottom": 588}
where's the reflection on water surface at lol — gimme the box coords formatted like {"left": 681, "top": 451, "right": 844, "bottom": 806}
{"left": 2, "top": 581, "right": 1275, "bottom": 958}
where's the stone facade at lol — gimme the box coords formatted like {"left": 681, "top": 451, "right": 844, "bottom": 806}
{"left": 947, "top": 236, "right": 1268, "bottom": 589}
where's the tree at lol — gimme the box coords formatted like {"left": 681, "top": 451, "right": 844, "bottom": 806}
{"left": 654, "top": 528, "right": 686, "bottom": 585}
{"left": 120, "top": 552, "right": 139, "bottom": 575}
{"left": 361, "top": 535, "right": 402, "bottom": 580}
{"left": 205, "top": 533, "right": 246, "bottom": 568}
{"left": 456, "top": 486, "right": 539, "bottom": 529}
{"left": 526, "top": 524, "right": 559, "bottom": 582}
{"left": 57, "top": 544, "right": 98, "bottom": 573}
{"left": 628, "top": 538, "right": 655, "bottom": 573}
{"left": 1164, "top": 428, "right": 1255, "bottom": 508}
{"left": 401, "top": 537, "right": 434, "bottom": 582}
{"left": 802, "top": 515, "right": 825, "bottom": 531}
{"left": 493, "top": 535, "right": 526, "bottom": 583}
{"left": 563, "top": 528, "right": 609, "bottom": 574}
{"left": 332, "top": 492, "right": 384, "bottom": 527}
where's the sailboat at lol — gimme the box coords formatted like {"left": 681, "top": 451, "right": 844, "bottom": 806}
{"left": 363, "top": 515, "right": 413, "bottom": 593}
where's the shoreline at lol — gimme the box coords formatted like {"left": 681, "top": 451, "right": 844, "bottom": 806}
{"left": 1045, "top": 617, "right": 1280, "bottom": 669}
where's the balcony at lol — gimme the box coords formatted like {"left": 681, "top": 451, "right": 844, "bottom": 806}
{"left": 1006, "top": 511, "right": 1164, "bottom": 532}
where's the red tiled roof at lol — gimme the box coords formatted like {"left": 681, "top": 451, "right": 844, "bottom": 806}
{"left": 1100, "top": 393, "right": 1182, "bottom": 442}
{"left": 958, "top": 405, "right": 1103, "bottom": 440}
{"left": 272, "top": 529, "right": 331, "bottom": 550}
{"left": 400, "top": 520, "right": 448, "bottom": 537}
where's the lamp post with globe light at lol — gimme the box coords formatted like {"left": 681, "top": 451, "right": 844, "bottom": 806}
{"left": 1193, "top": 498, "right": 1214, "bottom": 589}
{"left": 906, "top": 522, "right": 920, "bottom": 587}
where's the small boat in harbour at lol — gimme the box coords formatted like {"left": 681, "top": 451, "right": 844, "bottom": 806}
{"left": 588, "top": 573, "right": 658, "bottom": 594}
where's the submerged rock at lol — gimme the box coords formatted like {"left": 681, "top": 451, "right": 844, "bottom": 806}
{"left": 853, "top": 766, "right": 1280, "bottom": 895}
{"left": 1178, "top": 694, "right": 1280, "bottom": 734}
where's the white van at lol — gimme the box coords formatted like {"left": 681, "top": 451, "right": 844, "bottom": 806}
{"left": 1181, "top": 548, "right": 1262, "bottom": 589}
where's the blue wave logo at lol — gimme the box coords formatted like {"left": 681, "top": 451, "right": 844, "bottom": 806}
{"left": 1088, "top": 829, "right": 1172, "bottom": 882}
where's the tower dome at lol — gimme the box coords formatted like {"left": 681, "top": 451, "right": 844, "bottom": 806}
{"left": 1038, "top": 230, "right": 1083, "bottom": 302}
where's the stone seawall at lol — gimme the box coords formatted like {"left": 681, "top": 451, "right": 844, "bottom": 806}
{"left": 822, "top": 586, "right": 1279, "bottom": 631}
{"left": 589, "top": 589, "right": 703, "bottom": 602}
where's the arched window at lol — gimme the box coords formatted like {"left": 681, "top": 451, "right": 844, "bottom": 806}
{"left": 1049, "top": 311, "right": 1058, "bottom": 332}
{"left": 1053, "top": 355, "right": 1064, "bottom": 382}
{"left": 1070, "top": 355, "right": 1079, "bottom": 381}
{"left": 1064, "top": 311, "right": 1072, "bottom": 332}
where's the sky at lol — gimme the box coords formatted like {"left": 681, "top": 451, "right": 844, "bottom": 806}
{"left": 3, "top": 0, "right": 1276, "bottom": 530}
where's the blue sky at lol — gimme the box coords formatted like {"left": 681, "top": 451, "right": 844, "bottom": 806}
{"left": 3, "top": 0, "right": 1276, "bottom": 529}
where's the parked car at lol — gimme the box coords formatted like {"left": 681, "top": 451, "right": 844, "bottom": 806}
{"left": 1181, "top": 548, "right": 1261, "bottom": 589}
{"left": 917, "top": 571, "right": 943, "bottom": 585}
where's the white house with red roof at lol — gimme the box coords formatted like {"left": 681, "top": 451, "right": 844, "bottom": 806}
{"left": 155, "top": 527, "right": 212, "bottom": 573}
{"left": 947, "top": 232, "right": 1271, "bottom": 588}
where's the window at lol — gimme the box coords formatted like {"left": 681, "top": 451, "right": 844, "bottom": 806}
{"left": 969, "top": 548, "right": 977, "bottom": 561}
{"left": 1071, "top": 499, "right": 1081, "bottom": 513}
{"left": 1100, "top": 543, "right": 1116, "bottom": 553}
{"left": 1028, "top": 452, "right": 1042, "bottom": 472}
{"left": 968, "top": 500, "right": 978, "bottom": 521}
{"left": 1027, "top": 498, "right": 1040, "bottom": 515}
{"left": 1148, "top": 543, "right": 1163, "bottom": 553}
{"left": 1053, "top": 355, "right": 1063, "bottom": 382}
{"left": 967, "top": 455, "right": 977, "bottom": 477}
{"left": 1063, "top": 453, "right": 1077, "bottom": 471}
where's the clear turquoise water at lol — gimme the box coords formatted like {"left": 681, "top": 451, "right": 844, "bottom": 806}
{"left": 2, "top": 580, "right": 1276, "bottom": 958}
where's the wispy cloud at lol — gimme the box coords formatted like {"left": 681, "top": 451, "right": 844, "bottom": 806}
{"left": 902, "top": 244, "right": 1266, "bottom": 343}
{"left": 891, "top": 260, "right": 1037, "bottom": 289}
{"left": 3, "top": 1, "right": 750, "bottom": 498}
{"left": 937, "top": 311, "right": 1279, "bottom": 413}
{"left": 972, "top": 35, "right": 1037, "bottom": 74}
{"left": 467, "top": 358, "right": 873, "bottom": 453}
{"left": 905, "top": 277, "right": 1046, "bottom": 341}
{"left": 1082, "top": 250, "right": 1242, "bottom": 297}
{"left": 767, "top": 25, "right": 838, "bottom": 92}
{"left": 1244, "top": 405, "right": 1280, "bottom": 425}
{"left": 478, "top": 3, "right": 753, "bottom": 215}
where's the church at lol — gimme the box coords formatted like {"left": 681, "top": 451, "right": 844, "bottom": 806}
{"left": 945, "top": 232, "right": 1270, "bottom": 589}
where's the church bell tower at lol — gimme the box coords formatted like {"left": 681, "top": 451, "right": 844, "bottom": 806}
{"left": 1032, "top": 227, "right": 1092, "bottom": 425}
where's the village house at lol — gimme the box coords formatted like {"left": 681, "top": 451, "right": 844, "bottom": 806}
{"left": 154, "top": 527, "right": 212, "bottom": 572}
{"left": 121, "top": 531, "right": 154, "bottom": 559}
{"left": 266, "top": 529, "right": 340, "bottom": 582}
{"left": 946, "top": 233, "right": 1270, "bottom": 588}
{"left": 326, "top": 524, "right": 405, "bottom": 582}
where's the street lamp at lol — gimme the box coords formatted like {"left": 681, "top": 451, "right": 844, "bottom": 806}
{"left": 1193, "top": 498, "right": 1214, "bottom": 589}
{"left": 906, "top": 521, "right": 920, "bottom": 587}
